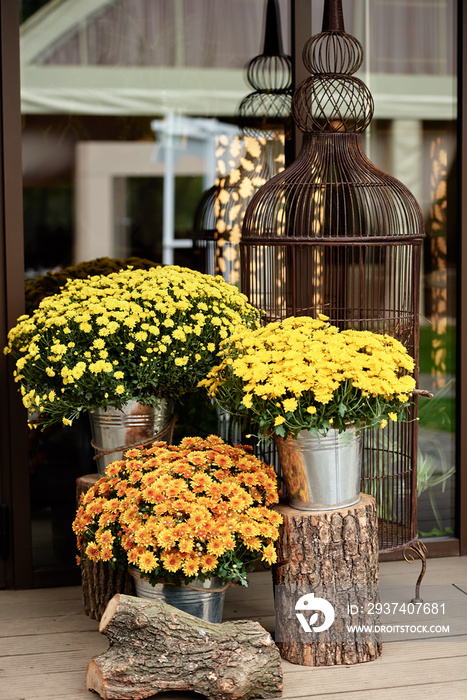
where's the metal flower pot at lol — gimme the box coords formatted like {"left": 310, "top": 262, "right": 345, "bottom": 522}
{"left": 275, "top": 427, "right": 362, "bottom": 511}
{"left": 129, "top": 568, "right": 226, "bottom": 623}
{"left": 89, "top": 398, "right": 173, "bottom": 475}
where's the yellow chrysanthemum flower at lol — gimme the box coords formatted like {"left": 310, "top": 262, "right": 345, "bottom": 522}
{"left": 201, "top": 316, "right": 415, "bottom": 439}
{"left": 6, "top": 266, "right": 259, "bottom": 428}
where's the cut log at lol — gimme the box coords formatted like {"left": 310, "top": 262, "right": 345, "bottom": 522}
{"left": 86, "top": 593, "right": 283, "bottom": 700}
{"left": 76, "top": 474, "right": 133, "bottom": 620}
{"left": 273, "top": 493, "right": 382, "bottom": 666}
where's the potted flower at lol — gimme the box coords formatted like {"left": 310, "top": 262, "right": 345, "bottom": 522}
{"left": 5, "top": 265, "right": 260, "bottom": 472}
{"left": 72, "top": 435, "right": 282, "bottom": 622}
{"left": 199, "top": 315, "right": 416, "bottom": 511}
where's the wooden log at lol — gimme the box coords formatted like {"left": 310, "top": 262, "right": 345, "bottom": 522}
{"left": 86, "top": 593, "right": 283, "bottom": 700}
{"left": 76, "top": 474, "right": 133, "bottom": 620}
{"left": 273, "top": 493, "right": 382, "bottom": 666}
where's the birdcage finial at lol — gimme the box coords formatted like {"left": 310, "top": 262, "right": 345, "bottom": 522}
{"left": 292, "top": 0, "right": 373, "bottom": 133}
{"left": 322, "top": 0, "right": 345, "bottom": 32}
{"left": 238, "top": 0, "right": 292, "bottom": 137}
{"left": 263, "top": 0, "right": 284, "bottom": 56}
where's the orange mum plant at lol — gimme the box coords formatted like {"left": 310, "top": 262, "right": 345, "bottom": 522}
{"left": 73, "top": 435, "right": 282, "bottom": 587}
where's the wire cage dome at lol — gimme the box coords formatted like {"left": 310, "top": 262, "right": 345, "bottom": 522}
{"left": 240, "top": 0, "right": 427, "bottom": 568}
{"left": 192, "top": 184, "right": 219, "bottom": 276}
{"left": 236, "top": 0, "right": 293, "bottom": 142}
{"left": 192, "top": 0, "right": 292, "bottom": 284}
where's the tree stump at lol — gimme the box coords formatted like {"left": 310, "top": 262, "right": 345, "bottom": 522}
{"left": 76, "top": 474, "right": 133, "bottom": 620}
{"left": 273, "top": 493, "right": 382, "bottom": 666}
{"left": 86, "top": 594, "right": 283, "bottom": 700}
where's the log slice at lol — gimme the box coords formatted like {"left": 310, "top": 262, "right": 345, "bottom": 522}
{"left": 272, "top": 493, "right": 382, "bottom": 666}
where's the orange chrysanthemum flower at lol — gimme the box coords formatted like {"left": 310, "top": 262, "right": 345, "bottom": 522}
{"left": 100, "top": 547, "right": 113, "bottom": 562}
{"left": 141, "top": 473, "right": 157, "bottom": 486}
{"left": 142, "top": 486, "right": 159, "bottom": 503}
{"left": 125, "top": 449, "right": 142, "bottom": 460}
{"left": 157, "top": 529, "right": 177, "bottom": 549}
{"left": 243, "top": 536, "right": 262, "bottom": 551}
{"left": 161, "top": 550, "right": 182, "bottom": 572}
{"left": 261, "top": 543, "right": 277, "bottom": 565}
{"left": 105, "top": 463, "right": 122, "bottom": 477}
{"left": 213, "top": 454, "right": 231, "bottom": 468}
{"left": 85, "top": 542, "right": 101, "bottom": 561}
{"left": 201, "top": 553, "right": 218, "bottom": 573}
{"left": 239, "top": 522, "right": 259, "bottom": 538}
{"left": 73, "top": 436, "right": 282, "bottom": 587}
{"left": 127, "top": 548, "right": 140, "bottom": 564}
{"left": 96, "top": 529, "right": 114, "bottom": 547}
{"left": 138, "top": 551, "right": 158, "bottom": 573}
{"left": 116, "top": 481, "right": 128, "bottom": 497}
{"left": 182, "top": 556, "right": 200, "bottom": 577}
{"left": 178, "top": 537, "right": 194, "bottom": 553}
{"left": 207, "top": 539, "right": 227, "bottom": 556}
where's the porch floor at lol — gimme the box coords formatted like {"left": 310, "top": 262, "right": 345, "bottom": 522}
{"left": 1, "top": 556, "right": 467, "bottom": 700}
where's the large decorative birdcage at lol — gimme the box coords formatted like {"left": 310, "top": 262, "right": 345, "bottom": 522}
{"left": 241, "top": 0, "right": 426, "bottom": 567}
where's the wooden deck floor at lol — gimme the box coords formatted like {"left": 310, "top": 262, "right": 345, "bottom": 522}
{"left": 1, "top": 557, "right": 467, "bottom": 700}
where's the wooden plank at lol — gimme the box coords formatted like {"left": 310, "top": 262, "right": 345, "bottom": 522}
{"left": 281, "top": 656, "right": 467, "bottom": 696}
{"left": 1, "top": 630, "right": 106, "bottom": 657}
{"left": 0, "top": 670, "right": 101, "bottom": 700}
{"left": 0, "top": 671, "right": 191, "bottom": 700}
{"left": 223, "top": 570, "right": 274, "bottom": 601}
{"left": 0, "top": 586, "right": 83, "bottom": 604}
{"left": 376, "top": 583, "right": 467, "bottom": 641}
{"left": 281, "top": 637, "right": 467, "bottom": 667}
{"left": 224, "top": 597, "right": 274, "bottom": 617}
{"left": 0, "top": 613, "right": 98, "bottom": 637}
{"left": 0, "top": 598, "right": 88, "bottom": 621}
{"left": 1, "top": 559, "right": 467, "bottom": 700}
{"left": 2, "top": 649, "right": 102, "bottom": 676}
{"left": 281, "top": 681, "right": 467, "bottom": 700}
{"left": 379, "top": 557, "right": 467, "bottom": 587}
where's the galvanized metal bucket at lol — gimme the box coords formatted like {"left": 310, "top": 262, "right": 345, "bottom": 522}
{"left": 129, "top": 568, "right": 226, "bottom": 623}
{"left": 275, "top": 427, "right": 362, "bottom": 511}
{"left": 89, "top": 398, "right": 173, "bottom": 475}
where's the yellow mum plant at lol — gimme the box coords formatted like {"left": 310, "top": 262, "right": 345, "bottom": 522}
{"left": 4, "top": 266, "right": 259, "bottom": 428}
{"left": 72, "top": 435, "right": 282, "bottom": 587}
{"left": 199, "top": 316, "right": 416, "bottom": 440}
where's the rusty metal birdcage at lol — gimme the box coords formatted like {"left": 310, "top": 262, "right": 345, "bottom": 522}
{"left": 241, "top": 0, "right": 426, "bottom": 571}
{"left": 192, "top": 184, "right": 219, "bottom": 276}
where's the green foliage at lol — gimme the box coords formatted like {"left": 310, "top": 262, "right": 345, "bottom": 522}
{"left": 419, "top": 324, "right": 455, "bottom": 376}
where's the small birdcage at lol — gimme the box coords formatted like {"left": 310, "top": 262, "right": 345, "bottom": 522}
{"left": 193, "top": 0, "right": 292, "bottom": 284}
{"left": 241, "top": 0, "right": 426, "bottom": 569}
{"left": 192, "top": 184, "right": 219, "bottom": 276}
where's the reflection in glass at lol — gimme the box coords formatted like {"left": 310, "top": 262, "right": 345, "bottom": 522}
{"left": 17, "top": 0, "right": 457, "bottom": 577}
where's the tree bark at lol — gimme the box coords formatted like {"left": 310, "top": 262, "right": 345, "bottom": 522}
{"left": 273, "top": 493, "right": 382, "bottom": 666}
{"left": 86, "top": 594, "right": 283, "bottom": 700}
{"left": 76, "top": 474, "right": 133, "bottom": 620}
